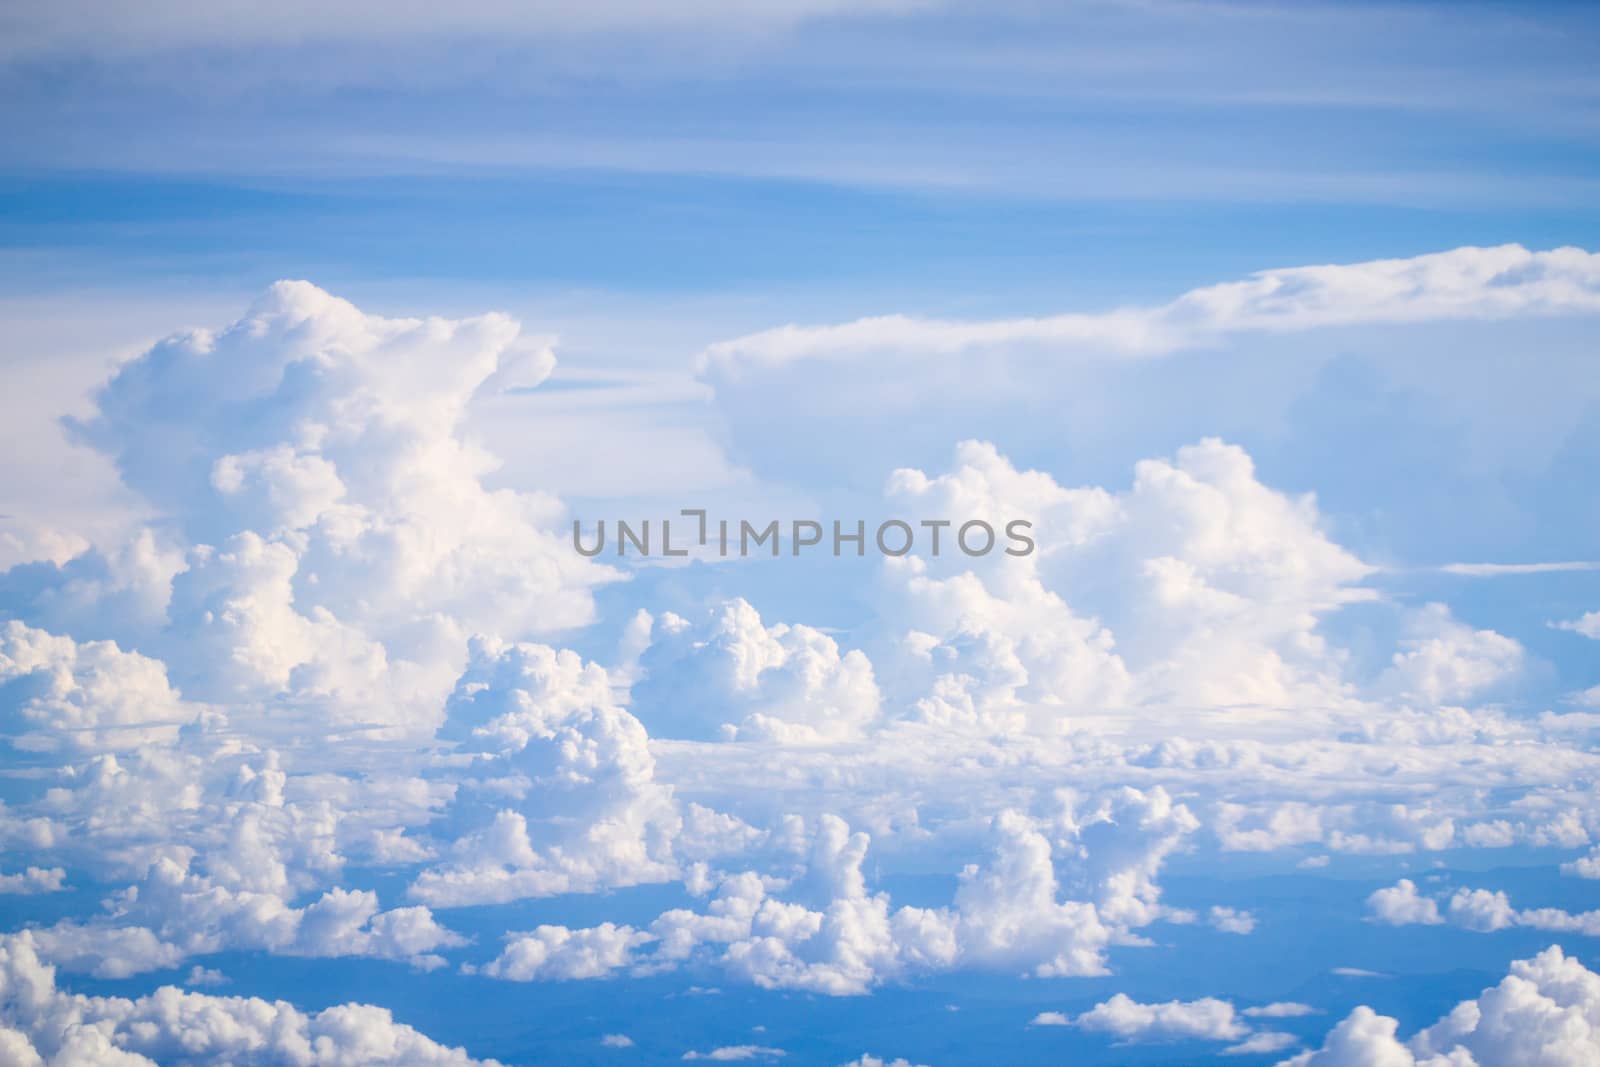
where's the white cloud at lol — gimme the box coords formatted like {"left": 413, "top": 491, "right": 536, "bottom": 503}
{"left": 183, "top": 965, "right": 227, "bottom": 986}
{"left": 410, "top": 636, "right": 726, "bottom": 907}
{"left": 1378, "top": 603, "right": 1525, "bottom": 706}
{"left": 0, "top": 867, "right": 64, "bottom": 895}
{"left": 875, "top": 437, "right": 1376, "bottom": 724}
{"left": 1286, "top": 946, "right": 1600, "bottom": 1066}
{"left": 699, "top": 246, "right": 1600, "bottom": 376}
{"left": 36, "top": 280, "right": 615, "bottom": 735}
{"left": 683, "top": 1046, "right": 786, "bottom": 1062}
{"left": 1366, "top": 879, "right": 1443, "bottom": 926}
{"left": 0, "top": 931, "right": 502, "bottom": 1066}
{"left": 1553, "top": 611, "right": 1600, "bottom": 640}
{"left": 1366, "top": 880, "right": 1600, "bottom": 938}
{"left": 1244, "top": 1003, "right": 1319, "bottom": 1019}
{"left": 1072, "top": 992, "right": 1249, "bottom": 1042}
{"left": 0, "top": 620, "right": 193, "bottom": 753}
{"left": 482, "top": 923, "right": 650, "bottom": 982}
{"left": 1209, "top": 906, "right": 1257, "bottom": 935}
{"left": 633, "top": 599, "right": 881, "bottom": 742}
{"left": 602, "top": 1033, "right": 635, "bottom": 1048}
{"left": 1223, "top": 1031, "right": 1299, "bottom": 1055}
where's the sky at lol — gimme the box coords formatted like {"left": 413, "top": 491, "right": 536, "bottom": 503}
{"left": 1, "top": 2, "right": 1600, "bottom": 1065}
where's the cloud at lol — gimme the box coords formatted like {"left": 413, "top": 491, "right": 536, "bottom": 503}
{"left": 1366, "top": 879, "right": 1443, "bottom": 926}
{"left": 699, "top": 246, "right": 1600, "bottom": 377}
{"left": 3, "top": 276, "right": 1599, "bottom": 1062}
{"left": 602, "top": 1033, "right": 635, "bottom": 1048}
{"left": 0, "top": 620, "right": 193, "bottom": 753}
{"left": 1443, "top": 562, "right": 1600, "bottom": 577}
{"left": 1072, "top": 993, "right": 1249, "bottom": 1043}
{"left": 0, "top": 931, "right": 502, "bottom": 1066}
{"left": 632, "top": 599, "right": 881, "bottom": 742}
{"left": 683, "top": 1046, "right": 786, "bottom": 1062}
{"left": 409, "top": 636, "right": 715, "bottom": 907}
{"left": 1367, "top": 880, "right": 1600, "bottom": 937}
{"left": 1208, "top": 906, "right": 1257, "bottom": 935}
{"left": 1552, "top": 611, "right": 1600, "bottom": 640}
{"left": 475, "top": 790, "right": 1200, "bottom": 995}
{"left": 0, "top": 867, "right": 64, "bottom": 895}
{"left": 1244, "top": 1003, "right": 1319, "bottom": 1019}
{"left": 1378, "top": 603, "right": 1525, "bottom": 705}
{"left": 874, "top": 437, "right": 1377, "bottom": 724}
{"left": 482, "top": 922, "right": 650, "bottom": 982}
{"left": 1223, "top": 1031, "right": 1298, "bottom": 1055}
{"left": 37, "top": 280, "right": 615, "bottom": 734}
{"left": 1286, "top": 946, "right": 1600, "bottom": 1066}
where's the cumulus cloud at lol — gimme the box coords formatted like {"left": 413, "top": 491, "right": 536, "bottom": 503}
{"left": 0, "top": 867, "right": 65, "bottom": 895}
{"left": 0, "top": 620, "right": 193, "bottom": 753}
{"left": 1072, "top": 993, "right": 1249, "bottom": 1043}
{"left": 632, "top": 599, "right": 881, "bottom": 742}
{"left": 1378, "top": 603, "right": 1526, "bottom": 705}
{"left": 477, "top": 789, "right": 1202, "bottom": 994}
{"left": 1285, "top": 946, "right": 1600, "bottom": 1066}
{"left": 1366, "top": 879, "right": 1443, "bottom": 926}
{"left": 481, "top": 923, "right": 650, "bottom": 981}
{"left": 875, "top": 437, "right": 1377, "bottom": 725}
{"left": 410, "top": 636, "right": 735, "bottom": 907}
{"left": 29, "top": 280, "right": 614, "bottom": 734}
{"left": 1367, "top": 879, "right": 1600, "bottom": 938}
{"left": 682, "top": 1046, "right": 786, "bottom": 1062}
{"left": 3, "top": 275, "right": 1599, "bottom": 1063}
{"left": 1552, "top": 611, "right": 1600, "bottom": 640}
{"left": 0, "top": 931, "right": 502, "bottom": 1066}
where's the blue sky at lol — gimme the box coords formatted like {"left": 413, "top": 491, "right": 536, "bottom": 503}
{"left": 2, "top": 3, "right": 1600, "bottom": 1066}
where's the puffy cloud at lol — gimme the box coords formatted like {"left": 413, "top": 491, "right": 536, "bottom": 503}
{"left": 839, "top": 1057, "right": 928, "bottom": 1067}
{"left": 874, "top": 437, "right": 1376, "bottom": 726}
{"left": 26, "top": 281, "right": 614, "bottom": 733}
{"left": 1287, "top": 946, "right": 1600, "bottom": 1066}
{"left": 1561, "top": 848, "right": 1600, "bottom": 879}
{"left": 1367, "top": 879, "right": 1443, "bottom": 926}
{"left": 632, "top": 599, "right": 881, "bottom": 742}
{"left": 1367, "top": 879, "right": 1600, "bottom": 938}
{"left": 0, "top": 932, "right": 502, "bottom": 1066}
{"left": 476, "top": 789, "right": 1201, "bottom": 995}
{"left": 30, "top": 854, "right": 463, "bottom": 978}
{"left": 1072, "top": 993, "right": 1249, "bottom": 1042}
{"left": 1552, "top": 611, "right": 1600, "bottom": 640}
{"left": 481, "top": 923, "right": 650, "bottom": 981}
{"left": 0, "top": 867, "right": 64, "bottom": 895}
{"left": 1209, "top": 906, "right": 1257, "bottom": 935}
{"left": 1379, "top": 603, "right": 1525, "bottom": 706}
{"left": 0, "top": 620, "right": 193, "bottom": 753}
{"left": 1224, "top": 1031, "right": 1299, "bottom": 1055}
{"left": 412, "top": 637, "right": 758, "bottom": 907}
{"left": 682, "top": 1047, "right": 786, "bottom": 1061}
